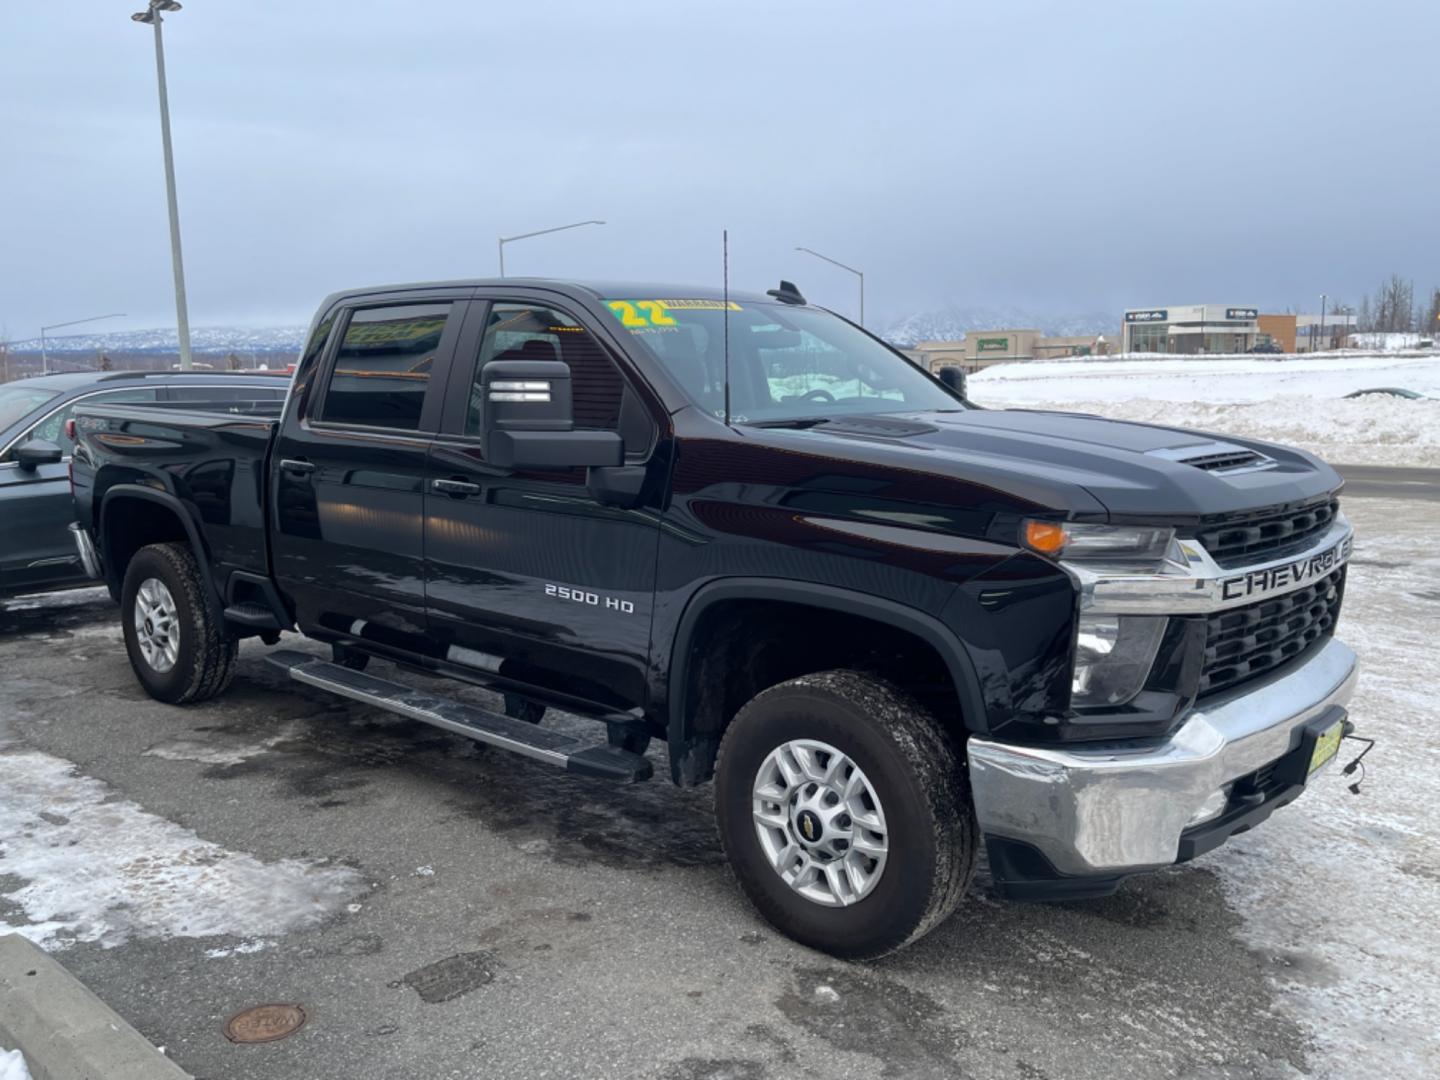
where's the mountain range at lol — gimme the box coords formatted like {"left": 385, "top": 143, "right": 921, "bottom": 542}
{"left": 878, "top": 306, "right": 1120, "bottom": 346}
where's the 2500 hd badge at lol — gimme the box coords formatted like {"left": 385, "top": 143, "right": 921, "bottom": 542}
{"left": 1220, "top": 535, "right": 1353, "bottom": 601}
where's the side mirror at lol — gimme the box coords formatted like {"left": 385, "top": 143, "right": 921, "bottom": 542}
{"left": 480, "top": 359, "right": 623, "bottom": 469}
{"left": 14, "top": 439, "right": 64, "bottom": 471}
{"left": 937, "top": 367, "right": 967, "bottom": 399}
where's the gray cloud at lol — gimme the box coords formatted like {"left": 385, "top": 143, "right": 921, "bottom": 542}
{"left": 3, "top": 0, "right": 1436, "bottom": 337}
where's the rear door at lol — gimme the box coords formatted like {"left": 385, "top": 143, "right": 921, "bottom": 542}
{"left": 270, "top": 294, "right": 465, "bottom": 652}
{"left": 0, "top": 385, "right": 158, "bottom": 594}
{"left": 422, "top": 293, "right": 666, "bottom": 713}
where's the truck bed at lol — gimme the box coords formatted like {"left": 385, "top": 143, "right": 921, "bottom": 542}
{"left": 72, "top": 401, "right": 281, "bottom": 596}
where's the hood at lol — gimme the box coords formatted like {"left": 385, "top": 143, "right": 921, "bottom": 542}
{"left": 751, "top": 408, "right": 1342, "bottom": 521}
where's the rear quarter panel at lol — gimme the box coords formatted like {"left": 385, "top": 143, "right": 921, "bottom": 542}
{"left": 73, "top": 404, "right": 279, "bottom": 596}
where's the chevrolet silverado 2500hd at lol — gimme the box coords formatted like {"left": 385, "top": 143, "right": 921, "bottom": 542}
{"left": 70, "top": 278, "right": 1359, "bottom": 958}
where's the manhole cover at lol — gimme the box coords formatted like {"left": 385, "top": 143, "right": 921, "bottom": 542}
{"left": 224, "top": 1004, "right": 307, "bottom": 1044}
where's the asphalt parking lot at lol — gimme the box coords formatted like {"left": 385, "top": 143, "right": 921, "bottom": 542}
{"left": 2, "top": 491, "right": 1437, "bottom": 1080}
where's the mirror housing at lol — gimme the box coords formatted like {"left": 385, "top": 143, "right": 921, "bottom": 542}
{"left": 937, "top": 366, "right": 967, "bottom": 399}
{"left": 14, "top": 439, "right": 64, "bottom": 471}
{"left": 480, "top": 359, "right": 623, "bottom": 469}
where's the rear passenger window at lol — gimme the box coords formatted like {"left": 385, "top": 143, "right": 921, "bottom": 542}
{"left": 167, "top": 386, "right": 287, "bottom": 404}
{"left": 466, "top": 304, "right": 624, "bottom": 436}
{"left": 321, "top": 304, "right": 452, "bottom": 430}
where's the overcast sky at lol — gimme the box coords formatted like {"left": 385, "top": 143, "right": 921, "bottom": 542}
{"left": 3, "top": 0, "right": 1437, "bottom": 336}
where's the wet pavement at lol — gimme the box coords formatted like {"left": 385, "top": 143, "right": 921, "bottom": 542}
{"left": 1, "top": 495, "right": 1436, "bottom": 1079}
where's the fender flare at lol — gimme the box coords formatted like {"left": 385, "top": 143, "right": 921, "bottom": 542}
{"left": 99, "top": 484, "right": 222, "bottom": 609}
{"left": 666, "top": 578, "right": 989, "bottom": 777}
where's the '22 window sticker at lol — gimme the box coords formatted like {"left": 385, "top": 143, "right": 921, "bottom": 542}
{"left": 607, "top": 300, "right": 678, "bottom": 329}
{"left": 606, "top": 298, "right": 744, "bottom": 331}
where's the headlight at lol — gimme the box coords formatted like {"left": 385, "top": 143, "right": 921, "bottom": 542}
{"left": 1023, "top": 521, "right": 1178, "bottom": 566}
{"left": 1071, "top": 613, "right": 1167, "bottom": 708}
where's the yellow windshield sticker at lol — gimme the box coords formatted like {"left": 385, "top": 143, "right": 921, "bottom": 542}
{"left": 652, "top": 299, "right": 742, "bottom": 311}
{"left": 607, "top": 299, "right": 741, "bottom": 329}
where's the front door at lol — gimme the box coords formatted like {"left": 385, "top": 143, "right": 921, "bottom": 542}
{"left": 423, "top": 296, "right": 666, "bottom": 713}
{"left": 0, "top": 386, "right": 158, "bottom": 595}
{"left": 270, "top": 296, "right": 464, "bottom": 652}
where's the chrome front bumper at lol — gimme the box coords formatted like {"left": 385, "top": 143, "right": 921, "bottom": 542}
{"left": 967, "top": 637, "right": 1359, "bottom": 876}
{"left": 69, "top": 522, "right": 102, "bottom": 580}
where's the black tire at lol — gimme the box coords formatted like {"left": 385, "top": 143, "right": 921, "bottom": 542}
{"left": 120, "top": 542, "right": 238, "bottom": 705}
{"left": 714, "top": 670, "right": 976, "bottom": 960}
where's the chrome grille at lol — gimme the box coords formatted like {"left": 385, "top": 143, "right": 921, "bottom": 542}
{"left": 1198, "top": 566, "right": 1345, "bottom": 697}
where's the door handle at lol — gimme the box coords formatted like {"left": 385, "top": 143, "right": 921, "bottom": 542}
{"left": 279, "top": 458, "right": 315, "bottom": 475}
{"left": 432, "top": 478, "right": 481, "bottom": 497}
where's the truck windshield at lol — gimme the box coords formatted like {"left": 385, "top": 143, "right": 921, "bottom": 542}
{"left": 602, "top": 298, "right": 963, "bottom": 423}
{"left": 0, "top": 386, "right": 62, "bottom": 432}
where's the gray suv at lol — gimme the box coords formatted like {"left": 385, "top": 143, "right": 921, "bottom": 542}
{"left": 0, "top": 370, "right": 289, "bottom": 598}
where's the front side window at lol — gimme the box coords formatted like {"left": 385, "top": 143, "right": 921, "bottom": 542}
{"left": 602, "top": 298, "right": 963, "bottom": 423}
{"left": 0, "top": 386, "right": 61, "bottom": 433}
{"left": 466, "top": 303, "right": 625, "bottom": 435}
{"left": 320, "top": 303, "right": 451, "bottom": 430}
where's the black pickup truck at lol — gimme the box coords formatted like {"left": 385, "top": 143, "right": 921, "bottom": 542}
{"left": 70, "top": 278, "right": 1359, "bottom": 958}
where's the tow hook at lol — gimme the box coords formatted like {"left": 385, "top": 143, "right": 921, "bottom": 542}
{"left": 1339, "top": 719, "right": 1375, "bottom": 795}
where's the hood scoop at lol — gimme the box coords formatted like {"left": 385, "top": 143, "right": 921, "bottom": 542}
{"left": 1148, "top": 441, "right": 1277, "bottom": 476}
{"left": 814, "top": 416, "right": 939, "bottom": 439}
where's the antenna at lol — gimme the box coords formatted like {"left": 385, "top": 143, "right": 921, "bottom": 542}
{"left": 722, "top": 229, "right": 732, "bottom": 426}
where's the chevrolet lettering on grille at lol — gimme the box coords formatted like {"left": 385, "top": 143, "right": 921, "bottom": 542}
{"left": 1219, "top": 535, "right": 1353, "bottom": 602}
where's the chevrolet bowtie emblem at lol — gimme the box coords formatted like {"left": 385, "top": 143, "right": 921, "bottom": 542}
{"left": 802, "top": 816, "right": 815, "bottom": 839}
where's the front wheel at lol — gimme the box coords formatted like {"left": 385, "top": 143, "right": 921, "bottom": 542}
{"left": 121, "top": 542, "right": 237, "bottom": 704}
{"left": 714, "top": 671, "right": 976, "bottom": 959}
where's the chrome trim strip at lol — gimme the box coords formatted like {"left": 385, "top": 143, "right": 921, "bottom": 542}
{"left": 1066, "top": 513, "right": 1352, "bottom": 615}
{"left": 69, "top": 523, "right": 102, "bottom": 580}
{"left": 967, "top": 638, "right": 1359, "bottom": 875}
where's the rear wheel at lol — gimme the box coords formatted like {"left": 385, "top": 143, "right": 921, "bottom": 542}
{"left": 121, "top": 543, "right": 237, "bottom": 704}
{"left": 714, "top": 670, "right": 976, "bottom": 959}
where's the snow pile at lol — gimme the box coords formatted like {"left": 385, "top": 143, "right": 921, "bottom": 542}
{"left": 0, "top": 1049, "right": 29, "bottom": 1080}
{"left": 1350, "top": 332, "right": 1429, "bottom": 351}
{"left": 0, "top": 746, "right": 367, "bottom": 949}
{"left": 969, "top": 354, "right": 1440, "bottom": 465}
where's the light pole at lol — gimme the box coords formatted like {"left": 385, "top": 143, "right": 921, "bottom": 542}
{"left": 795, "top": 246, "right": 864, "bottom": 327}
{"left": 1318, "top": 293, "right": 1327, "bottom": 354}
{"left": 497, "top": 220, "right": 606, "bottom": 277}
{"left": 132, "top": 0, "right": 193, "bottom": 371}
{"left": 40, "top": 314, "right": 127, "bottom": 375}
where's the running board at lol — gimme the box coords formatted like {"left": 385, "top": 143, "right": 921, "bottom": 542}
{"left": 264, "top": 649, "right": 653, "bottom": 783}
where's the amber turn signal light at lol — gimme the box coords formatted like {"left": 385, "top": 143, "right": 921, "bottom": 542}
{"left": 1023, "top": 520, "right": 1068, "bottom": 556}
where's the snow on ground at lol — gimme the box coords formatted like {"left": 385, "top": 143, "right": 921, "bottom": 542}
{"left": 1203, "top": 496, "right": 1440, "bottom": 1075}
{"left": 969, "top": 353, "right": 1440, "bottom": 465}
{"left": 0, "top": 704, "right": 367, "bottom": 950}
{"left": 0, "top": 1049, "right": 30, "bottom": 1080}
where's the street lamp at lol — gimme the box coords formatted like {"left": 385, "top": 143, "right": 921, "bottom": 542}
{"left": 1318, "top": 293, "right": 1328, "bottom": 354}
{"left": 131, "top": 0, "right": 193, "bottom": 371}
{"left": 795, "top": 246, "right": 864, "bottom": 327}
{"left": 40, "top": 314, "right": 127, "bottom": 375}
{"left": 497, "top": 220, "right": 606, "bottom": 277}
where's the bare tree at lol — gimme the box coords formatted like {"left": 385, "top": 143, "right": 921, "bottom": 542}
{"left": 1373, "top": 274, "right": 1416, "bottom": 332}
{"left": 1424, "top": 287, "right": 1440, "bottom": 339}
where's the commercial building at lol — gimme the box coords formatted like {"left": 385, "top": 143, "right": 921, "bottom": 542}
{"left": 1296, "top": 313, "right": 1357, "bottom": 351}
{"left": 904, "top": 330, "right": 1116, "bottom": 373}
{"left": 1121, "top": 305, "right": 1261, "bottom": 354}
